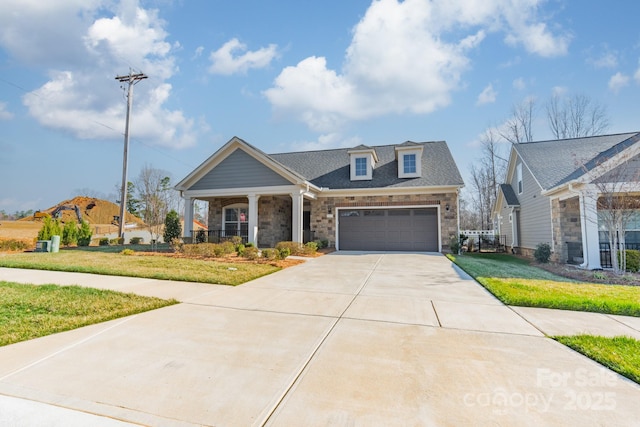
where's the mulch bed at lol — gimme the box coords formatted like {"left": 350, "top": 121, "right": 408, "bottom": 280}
{"left": 535, "top": 261, "right": 640, "bottom": 286}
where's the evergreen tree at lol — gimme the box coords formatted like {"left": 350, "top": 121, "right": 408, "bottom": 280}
{"left": 163, "top": 210, "right": 182, "bottom": 243}
{"left": 37, "top": 217, "right": 62, "bottom": 240}
{"left": 77, "top": 221, "right": 93, "bottom": 246}
{"left": 62, "top": 220, "right": 79, "bottom": 246}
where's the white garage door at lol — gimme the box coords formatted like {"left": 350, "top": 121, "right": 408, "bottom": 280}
{"left": 338, "top": 208, "right": 439, "bottom": 251}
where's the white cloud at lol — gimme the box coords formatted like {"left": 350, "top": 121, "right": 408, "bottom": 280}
{"left": 512, "top": 78, "right": 526, "bottom": 91}
{"left": 476, "top": 84, "right": 497, "bottom": 105}
{"left": 209, "top": 38, "right": 278, "bottom": 75}
{"left": 1, "top": 0, "right": 198, "bottom": 149}
{"left": 551, "top": 86, "right": 567, "bottom": 97}
{"left": 586, "top": 44, "right": 618, "bottom": 69}
{"left": 265, "top": 0, "right": 571, "bottom": 132}
{"left": 0, "top": 101, "right": 13, "bottom": 120}
{"left": 634, "top": 65, "right": 640, "bottom": 84}
{"left": 193, "top": 46, "right": 204, "bottom": 59}
{"left": 609, "top": 72, "right": 629, "bottom": 93}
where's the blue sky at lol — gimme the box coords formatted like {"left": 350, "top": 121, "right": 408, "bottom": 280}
{"left": 2, "top": 0, "right": 640, "bottom": 214}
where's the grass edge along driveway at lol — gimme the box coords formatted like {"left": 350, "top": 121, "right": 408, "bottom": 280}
{"left": 0, "top": 250, "right": 280, "bottom": 286}
{"left": 0, "top": 281, "right": 177, "bottom": 346}
{"left": 447, "top": 252, "right": 640, "bottom": 385}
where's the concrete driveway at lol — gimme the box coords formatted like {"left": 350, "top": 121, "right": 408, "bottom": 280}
{"left": 1, "top": 253, "right": 640, "bottom": 426}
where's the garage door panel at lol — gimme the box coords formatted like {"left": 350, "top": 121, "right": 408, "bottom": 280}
{"left": 338, "top": 208, "right": 439, "bottom": 251}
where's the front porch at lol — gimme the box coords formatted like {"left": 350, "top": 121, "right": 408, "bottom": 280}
{"left": 182, "top": 189, "right": 316, "bottom": 248}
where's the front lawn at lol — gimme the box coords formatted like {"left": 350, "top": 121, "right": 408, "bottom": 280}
{"left": 555, "top": 335, "right": 640, "bottom": 384}
{"left": 0, "top": 250, "right": 280, "bottom": 286}
{"left": 0, "top": 281, "right": 177, "bottom": 346}
{"left": 448, "top": 253, "right": 640, "bottom": 316}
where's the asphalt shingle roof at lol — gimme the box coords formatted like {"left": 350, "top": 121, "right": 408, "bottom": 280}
{"left": 499, "top": 184, "right": 520, "bottom": 206}
{"left": 513, "top": 132, "right": 640, "bottom": 190}
{"left": 270, "top": 141, "right": 464, "bottom": 189}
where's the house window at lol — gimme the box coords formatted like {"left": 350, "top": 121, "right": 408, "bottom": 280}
{"left": 223, "top": 205, "right": 248, "bottom": 237}
{"left": 516, "top": 163, "right": 523, "bottom": 194}
{"left": 403, "top": 154, "right": 417, "bottom": 174}
{"left": 355, "top": 157, "right": 367, "bottom": 176}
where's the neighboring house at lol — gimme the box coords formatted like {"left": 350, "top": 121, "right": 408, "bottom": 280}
{"left": 492, "top": 132, "right": 640, "bottom": 269}
{"left": 175, "top": 137, "right": 464, "bottom": 251}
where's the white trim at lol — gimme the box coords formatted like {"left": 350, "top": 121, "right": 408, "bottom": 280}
{"left": 350, "top": 154, "right": 373, "bottom": 181}
{"left": 181, "top": 185, "right": 305, "bottom": 199}
{"left": 334, "top": 204, "right": 442, "bottom": 252}
{"left": 319, "top": 185, "right": 462, "bottom": 197}
{"left": 397, "top": 149, "right": 423, "bottom": 178}
{"left": 516, "top": 163, "right": 523, "bottom": 195}
{"left": 222, "top": 203, "right": 248, "bottom": 237}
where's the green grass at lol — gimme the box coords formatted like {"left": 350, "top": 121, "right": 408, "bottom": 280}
{"left": 555, "top": 335, "right": 640, "bottom": 384}
{"left": 448, "top": 253, "right": 640, "bottom": 316}
{"left": 0, "top": 281, "right": 177, "bottom": 346}
{"left": 0, "top": 250, "right": 280, "bottom": 286}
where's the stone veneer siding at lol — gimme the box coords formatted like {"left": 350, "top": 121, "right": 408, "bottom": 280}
{"left": 257, "top": 196, "right": 291, "bottom": 247}
{"left": 207, "top": 196, "right": 292, "bottom": 247}
{"left": 309, "top": 192, "right": 458, "bottom": 251}
{"left": 551, "top": 197, "right": 582, "bottom": 263}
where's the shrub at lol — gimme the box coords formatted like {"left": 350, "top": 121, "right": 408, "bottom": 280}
{"left": 121, "top": 248, "right": 135, "bottom": 256}
{"left": 37, "top": 217, "right": 62, "bottom": 241}
{"left": 304, "top": 241, "right": 318, "bottom": 255}
{"left": 110, "top": 237, "right": 124, "bottom": 245}
{"left": 163, "top": 210, "right": 182, "bottom": 244}
{"left": 99, "top": 237, "right": 110, "bottom": 246}
{"left": 534, "top": 242, "right": 551, "bottom": 263}
{"left": 619, "top": 249, "right": 640, "bottom": 272}
{"left": 276, "top": 241, "right": 305, "bottom": 256}
{"left": 313, "top": 239, "right": 329, "bottom": 249}
{"left": 278, "top": 247, "right": 291, "bottom": 259}
{"left": 449, "top": 235, "right": 460, "bottom": 254}
{"left": 180, "top": 242, "right": 235, "bottom": 258}
{"left": 245, "top": 242, "right": 254, "bottom": 248}
{"left": 236, "top": 243, "right": 246, "bottom": 256}
{"left": 0, "top": 239, "right": 30, "bottom": 251}
{"left": 62, "top": 220, "right": 78, "bottom": 246}
{"left": 129, "top": 236, "right": 143, "bottom": 245}
{"left": 195, "top": 229, "right": 207, "bottom": 244}
{"left": 229, "top": 235, "right": 243, "bottom": 246}
{"left": 262, "top": 248, "right": 278, "bottom": 260}
{"left": 242, "top": 246, "right": 259, "bottom": 260}
{"left": 169, "top": 238, "right": 183, "bottom": 253}
{"left": 77, "top": 221, "right": 92, "bottom": 247}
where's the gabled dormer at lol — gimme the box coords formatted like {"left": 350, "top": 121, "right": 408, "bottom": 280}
{"left": 348, "top": 145, "right": 378, "bottom": 181}
{"left": 395, "top": 142, "right": 423, "bottom": 178}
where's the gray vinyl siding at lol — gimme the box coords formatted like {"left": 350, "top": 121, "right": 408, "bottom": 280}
{"left": 189, "top": 149, "right": 293, "bottom": 190}
{"left": 513, "top": 158, "right": 552, "bottom": 249}
{"left": 498, "top": 205, "right": 514, "bottom": 246}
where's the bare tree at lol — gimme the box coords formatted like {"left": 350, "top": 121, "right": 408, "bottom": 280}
{"left": 501, "top": 97, "right": 535, "bottom": 143}
{"left": 547, "top": 93, "right": 610, "bottom": 139}
{"left": 135, "top": 165, "right": 179, "bottom": 245}
{"left": 468, "top": 129, "right": 508, "bottom": 230}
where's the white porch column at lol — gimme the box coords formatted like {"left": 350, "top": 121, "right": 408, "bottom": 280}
{"left": 580, "top": 191, "right": 601, "bottom": 269}
{"left": 183, "top": 197, "right": 194, "bottom": 239}
{"left": 291, "top": 190, "right": 304, "bottom": 243}
{"left": 247, "top": 194, "right": 259, "bottom": 246}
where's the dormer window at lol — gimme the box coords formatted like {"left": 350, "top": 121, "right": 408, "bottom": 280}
{"left": 355, "top": 157, "right": 368, "bottom": 177}
{"left": 403, "top": 154, "right": 417, "bottom": 174}
{"left": 348, "top": 145, "right": 377, "bottom": 181}
{"left": 395, "top": 143, "right": 423, "bottom": 178}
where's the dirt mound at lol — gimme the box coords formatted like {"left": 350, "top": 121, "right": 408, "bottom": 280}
{"left": 23, "top": 196, "right": 146, "bottom": 226}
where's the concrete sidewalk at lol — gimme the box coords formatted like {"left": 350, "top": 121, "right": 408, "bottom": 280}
{"left": 1, "top": 254, "right": 640, "bottom": 426}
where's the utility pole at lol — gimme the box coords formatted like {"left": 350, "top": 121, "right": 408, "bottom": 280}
{"left": 115, "top": 70, "right": 147, "bottom": 240}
